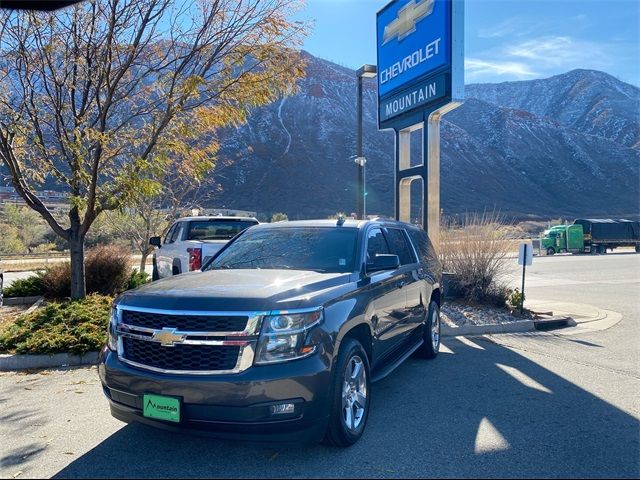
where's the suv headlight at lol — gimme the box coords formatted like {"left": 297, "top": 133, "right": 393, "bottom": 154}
{"left": 107, "top": 307, "right": 118, "bottom": 351}
{"left": 255, "top": 309, "right": 323, "bottom": 364}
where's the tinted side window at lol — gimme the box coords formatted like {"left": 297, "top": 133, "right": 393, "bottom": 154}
{"left": 406, "top": 229, "right": 424, "bottom": 264}
{"left": 164, "top": 224, "right": 176, "bottom": 244}
{"left": 366, "top": 228, "right": 390, "bottom": 262}
{"left": 169, "top": 223, "right": 183, "bottom": 243}
{"left": 385, "top": 228, "right": 415, "bottom": 265}
{"left": 406, "top": 227, "right": 441, "bottom": 276}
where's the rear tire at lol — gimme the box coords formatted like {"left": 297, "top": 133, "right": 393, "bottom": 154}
{"left": 635, "top": 245, "right": 640, "bottom": 254}
{"left": 323, "top": 338, "right": 371, "bottom": 447}
{"left": 546, "top": 247, "right": 555, "bottom": 256}
{"left": 415, "top": 301, "right": 440, "bottom": 359}
{"left": 152, "top": 257, "right": 160, "bottom": 281}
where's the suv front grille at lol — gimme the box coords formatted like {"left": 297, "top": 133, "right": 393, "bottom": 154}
{"left": 122, "top": 337, "right": 240, "bottom": 372}
{"left": 122, "top": 310, "right": 248, "bottom": 332}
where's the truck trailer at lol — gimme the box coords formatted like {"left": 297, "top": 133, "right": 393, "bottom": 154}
{"left": 541, "top": 218, "right": 640, "bottom": 255}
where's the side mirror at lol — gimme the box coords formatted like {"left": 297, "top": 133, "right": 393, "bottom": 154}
{"left": 149, "top": 236, "right": 162, "bottom": 248}
{"left": 367, "top": 254, "right": 400, "bottom": 273}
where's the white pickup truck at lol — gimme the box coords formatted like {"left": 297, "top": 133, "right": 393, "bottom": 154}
{"left": 150, "top": 216, "right": 259, "bottom": 280}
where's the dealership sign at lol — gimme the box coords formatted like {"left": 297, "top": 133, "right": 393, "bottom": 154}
{"left": 377, "top": 0, "right": 462, "bottom": 128}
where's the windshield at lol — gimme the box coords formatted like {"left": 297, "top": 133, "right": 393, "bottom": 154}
{"left": 187, "top": 220, "right": 257, "bottom": 241}
{"left": 204, "top": 227, "right": 358, "bottom": 273}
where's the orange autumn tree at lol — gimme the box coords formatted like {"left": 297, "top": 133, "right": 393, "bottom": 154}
{"left": 0, "top": 0, "right": 307, "bottom": 298}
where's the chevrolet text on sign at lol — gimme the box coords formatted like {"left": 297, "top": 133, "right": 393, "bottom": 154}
{"left": 377, "top": 0, "right": 451, "bottom": 98}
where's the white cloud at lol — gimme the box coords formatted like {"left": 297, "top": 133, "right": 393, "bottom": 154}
{"left": 477, "top": 17, "right": 541, "bottom": 39}
{"left": 505, "top": 35, "right": 612, "bottom": 69}
{"left": 465, "top": 58, "right": 538, "bottom": 81}
{"left": 465, "top": 34, "right": 629, "bottom": 83}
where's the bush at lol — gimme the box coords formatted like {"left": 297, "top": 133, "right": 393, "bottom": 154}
{"left": 85, "top": 245, "right": 131, "bottom": 295}
{"left": 41, "top": 244, "right": 132, "bottom": 298}
{"left": 440, "top": 212, "right": 513, "bottom": 305}
{"left": 0, "top": 294, "right": 111, "bottom": 355}
{"left": 270, "top": 212, "right": 288, "bottom": 222}
{"left": 3, "top": 272, "right": 46, "bottom": 298}
{"left": 127, "top": 269, "right": 150, "bottom": 290}
{"left": 506, "top": 288, "right": 525, "bottom": 311}
{"left": 42, "top": 263, "right": 72, "bottom": 298}
{"left": 31, "top": 243, "right": 58, "bottom": 254}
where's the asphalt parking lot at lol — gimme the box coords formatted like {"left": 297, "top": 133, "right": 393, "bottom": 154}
{"left": 1, "top": 253, "right": 639, "bottom": 479}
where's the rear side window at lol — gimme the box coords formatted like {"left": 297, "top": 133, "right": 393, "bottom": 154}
{"left": 366, "top": 228, "right": 390, "bottom": 262}
{"left": 385, "top": 228, "right": 416, "bottom": 265}
{"left": 163, "top": 224, "right": 176, "bottom": 244}
{"left": 169, "top": 223, "right": 183, "bottom": 243}
{"left": 406, "top": 227, "right": 435, "bottom": 267}
{"left": 187, "top": 220, "right": 257, "bottom": 241}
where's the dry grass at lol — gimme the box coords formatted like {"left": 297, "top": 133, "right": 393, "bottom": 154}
{"left": 440, "top": 212, "right": 514, "bottom": 304}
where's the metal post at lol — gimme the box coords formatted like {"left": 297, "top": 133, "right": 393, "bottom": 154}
{"left": 356, "top": 75, "right": 364, "bottom": 220}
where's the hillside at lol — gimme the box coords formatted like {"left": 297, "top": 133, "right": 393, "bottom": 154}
{"left": 210, "top": 53, "right": 639, "bottom": 220}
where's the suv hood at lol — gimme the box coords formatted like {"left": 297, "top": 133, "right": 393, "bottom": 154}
{"left": 116, "top": 269, "right": 355, "bottom": 312}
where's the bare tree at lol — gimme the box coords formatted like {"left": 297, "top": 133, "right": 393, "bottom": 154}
{"left": 0, "top": 0, "right": 307, "bottom": 298}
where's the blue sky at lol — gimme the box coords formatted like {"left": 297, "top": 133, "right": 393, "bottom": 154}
{"left": 299, "top": 0, "right": 640, "bottom": 86}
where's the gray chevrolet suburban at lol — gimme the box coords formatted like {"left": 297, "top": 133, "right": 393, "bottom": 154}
{"left": 99, "top": 219, "right": 442, "bottom": 446}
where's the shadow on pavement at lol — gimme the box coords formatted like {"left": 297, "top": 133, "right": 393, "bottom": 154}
{"left": 53, "top": 337, "right": 639, "bottom": 478}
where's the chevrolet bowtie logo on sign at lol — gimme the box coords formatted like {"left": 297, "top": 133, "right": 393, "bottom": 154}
{"left": 152, "top": 328, "right": 186, "bottom": 347}
{"left": 382, "top": 0, "right": 435, "bottom": 45}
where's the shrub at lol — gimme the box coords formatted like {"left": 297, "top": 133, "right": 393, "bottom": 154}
{"left": 3, "top": 272, "right": 46, "bottom": 298}
{"left": 0, "top": 294, "right": 111, "bottom": 355}
{"left": 506, "top": 288, "right": 525, "bottom": 311}
{"left": 127, "top": 269, "right": 150, "bottom": 290}
{"left": 270, "top": 212, "right": 288, "bottom": 222}
{"left": 31, "top": 243, "right": 58, "bottom": 254}
{"left": 440, "top": 212, "right": 513, "bottom": 305}
{"left": 41, "top": 244, "right": 132, "bottom": 298}
{"left": 85, "top": 245, "right": 131, "bottom": 295}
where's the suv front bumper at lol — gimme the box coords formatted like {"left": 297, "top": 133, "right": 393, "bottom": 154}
{"left": 98, "top": 347, "right": 332, "bottom": 443}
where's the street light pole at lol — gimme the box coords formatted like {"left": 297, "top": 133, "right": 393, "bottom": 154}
{"left": 355, "top": 64, "right": 377, "bottom": 220}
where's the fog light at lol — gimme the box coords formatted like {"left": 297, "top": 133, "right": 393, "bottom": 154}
{"left": 270, "top": 403, "right": 295, "bottom": 415}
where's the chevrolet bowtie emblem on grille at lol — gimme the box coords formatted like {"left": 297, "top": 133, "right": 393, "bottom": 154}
{"left": 152, "top": 328, "right": 186, "bottom": 347}
{"left": 383, "top": 0, "right": 435, "bottom": 45}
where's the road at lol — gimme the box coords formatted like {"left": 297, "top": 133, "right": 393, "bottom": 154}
{"left": 2, "top": 271, "right": 35, "bottom": 288}
{"left": 1, "top": 253, "right": 638, "bottom": 478}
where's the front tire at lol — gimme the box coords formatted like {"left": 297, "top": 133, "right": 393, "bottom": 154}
{"left": 415, "top": 301, "right": 440, "bottom": 359}
{"left": 323, "top": 338, "right": 371, "bottom": 447}
{"left": 546, "top": 247, "right": 555, "bottom": 256}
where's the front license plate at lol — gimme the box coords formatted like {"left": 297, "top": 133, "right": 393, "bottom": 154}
{"left": 143, "top": 394, "right": 181, "bottom": 423}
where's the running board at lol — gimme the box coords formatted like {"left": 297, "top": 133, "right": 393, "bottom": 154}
{"left": 371, "top": 339, "right": 424, "bottom": 383}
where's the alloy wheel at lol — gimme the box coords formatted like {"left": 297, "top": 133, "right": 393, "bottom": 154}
{"left": 341, "top": 355, "right": 367, "bottom": 433}
{"left": 431, "top": 308, "right": 440, "bottom": 350}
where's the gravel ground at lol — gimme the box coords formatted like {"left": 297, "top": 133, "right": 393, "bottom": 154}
{"left": 441, "top": 300, "right": 533, "bottom": 327}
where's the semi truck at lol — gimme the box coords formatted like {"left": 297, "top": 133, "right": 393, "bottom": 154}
{"left": 541, "top": 219, "right": 640, "bottom": 255}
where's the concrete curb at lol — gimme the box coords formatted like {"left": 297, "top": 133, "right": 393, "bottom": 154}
{"left": 3, "top": 296, "right": 42, "bottom": 306}
{"left": 442, "top": 320, "right": 535, "bottom": 337}
{"left": 0, "top": 351, "right": 99, "bottom": 371}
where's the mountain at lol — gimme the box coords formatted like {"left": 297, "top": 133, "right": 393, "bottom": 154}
{"left": 211, "top": 53, "right": 639, "bottom": 220}
{"left": 466, "top": 70, "right": 640, "bottom": 148}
